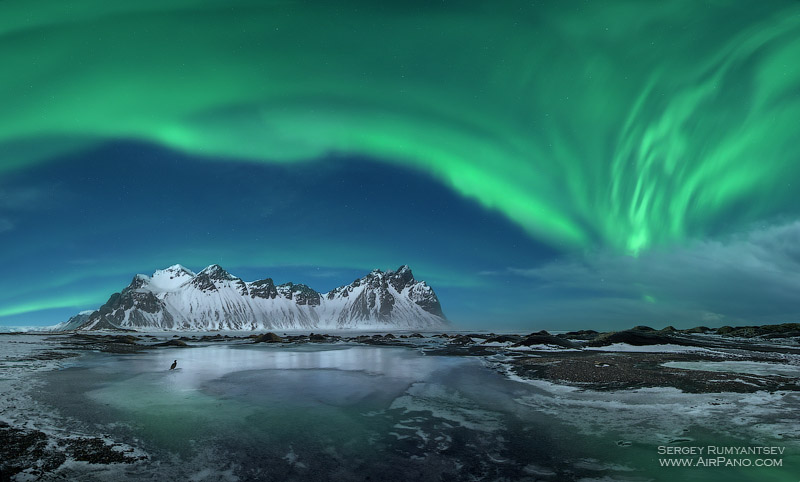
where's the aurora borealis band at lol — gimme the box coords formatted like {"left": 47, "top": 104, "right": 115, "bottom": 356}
{"left": 2, "top": 0, "right": 800, "bottom": 329}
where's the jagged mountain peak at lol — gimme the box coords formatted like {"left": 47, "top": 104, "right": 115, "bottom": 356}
{"left": 162, "top": 264, "right": 196, "bottom": 276}
{"left": 191, "top": 264, "right": 244, "bottom": 293}
{"left": 248, "top": 277, "right": 277, "bottom": 300}
{"left": 147, "top": 264, "right": 196, "bottom": 292}
{"left": 387, "top": 265, "right": 415, "bottom": 291}
{"left": 351, "top": 265, "right": 417, "bottom": 292}
{"left": 198, "top": 264, "right": 236, "bottom": 280}
{"left": 277, "top": 282, "right": 321, "bottom": 306}
{"left": 128, "top": 274, "right": 150, "bottom": 290}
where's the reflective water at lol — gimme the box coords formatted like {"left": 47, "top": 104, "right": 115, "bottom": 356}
{"left": 32, "top": 344, "right": 799, "bottom": 481}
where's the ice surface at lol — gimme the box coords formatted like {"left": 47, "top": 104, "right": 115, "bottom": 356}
{"left": 505, "top": 369, "right": 800, "bottom": 444}
{"left": 663, "top": 360, "right": 800, "bottom": 377}
{"left": 585, "top": 343, "right": 717, "bottom": 353}
{"left": 389, "top": 382, "right": 504, "bottom": 432}
{"left": 507, "top": 344, "right": 579, "bottom": 352}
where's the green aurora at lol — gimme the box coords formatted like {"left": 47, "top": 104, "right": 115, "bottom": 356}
{"left": 3, "top": 0, "right": 799, "bottom": 255}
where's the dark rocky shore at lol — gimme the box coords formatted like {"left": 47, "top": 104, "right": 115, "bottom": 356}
{"left": 0, "top": 421, "right": 145, "bottom": 480}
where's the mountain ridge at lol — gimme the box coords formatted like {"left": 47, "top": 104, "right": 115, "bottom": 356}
{"left": 61, "top": 264, "right": 448, "bottom": 331}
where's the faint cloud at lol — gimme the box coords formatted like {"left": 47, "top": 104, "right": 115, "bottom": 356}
{"left": 0, "top": 185, "right": 52, "bottom": 210}
{"left": 0, "top": 218, "right": 13, "bottom": 233}
{"left": 67, "top": 258, "right": 100, "bottom": 265}
{"left": 507, "top": 267, "right": 552, "bottom": 278}
{"left": 307, "top": 268, "right": 345, "bottom": 278}
{"left": 480, "top": 267, "right": 543, "bottom": 277}
{"left": 701, "top": 311, "right": 724, "bottom": 322}
{"left": 504, "top": 220, "right": 800, "bottom": 327}
{"left": 0, "top": 185, "right": 59, "bottom": 235}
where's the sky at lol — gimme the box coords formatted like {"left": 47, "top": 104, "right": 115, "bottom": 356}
{"left": 1, "top": 0, "right": 800, "bottom": 330}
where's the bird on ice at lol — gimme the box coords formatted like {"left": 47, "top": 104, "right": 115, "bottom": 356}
{"left": 170, "top": 360, "right": 177, "bottom": 370}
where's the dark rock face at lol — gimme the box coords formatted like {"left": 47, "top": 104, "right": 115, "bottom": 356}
{"left": 202, "top": 264, "right": 236, "bottom": 281}
{"left": 362, "top": 270, "right": 395, "bottom": 319}
{"left": 388, "top": 265, "right": 415, "bottom": 292}
{"left": 127, "top": 291, "right": 162, "bottom": 314}
{"left": 128, "top": 275, "right": 148, "bottom": 290}
{"left": 191, "top": 264, "right": 243, "bottom": 293}
{"left": 514, "top": 334, "right": 579, "bottom": 349}
{"left": 407, "top": 283, "right": 445, "bottom": 318}
{"left": 484, "top": 335, "right": 523, "bottom": 344}
{"left": 412, "top": 292, "right": 444, "bottom": 318}
{"left": 683, "top": 326, "right": 711, "bottom": 333}
{"left": 560, "top": 330, "right": 599, "bottom": 341}
{"left": 378, "top": 290, "right": 395, "bottom": 316}
{"left": 587, "top": 330, "right": 695, "bottom": 347}
{"left": 82, "top": 276, "right": 171, "bottom": 330}
{"left": 450, "top": 335, "right": 474, "bottom": 345}
{"left": 250, "top": 278, "right": 278, "bottom": 299}
{"left": 295, "top": 284, "right": 321, "bottom": 306}
{"left": 191, "top": 273, "right": 218, "bottom": 292}
{"left": 349, "top": 290, "right": 370, "bottom": 319}
{"left": 154, "top": 339, "right": 189, "bottom": 347}
{"left": 276, "top": 283, "right": 321, "bottom": 306}
{"left": 109, "top": 335, "right": 139, "bottom": 345}
{"left": 714, "top": 323, "right": 800, "bottom": 338}
{"left": 254, "top": 332, "right": 283, "bottom": 343}
{"left": 581, "top": 323, "right": 800, "bottom": 348}
{"left": 387, "top": 267, "right": 443, "bottom": 317}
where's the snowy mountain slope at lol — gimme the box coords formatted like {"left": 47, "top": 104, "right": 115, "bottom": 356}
{"left": 48, "top": 310, "right": 94, "bottom": 331}
{"left": 71, "top": 264, "right": 447, "bottom": 331}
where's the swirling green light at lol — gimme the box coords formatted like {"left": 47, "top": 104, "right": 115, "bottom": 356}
{"left": 2, "top": 0, "right": 800, "bottom": 253}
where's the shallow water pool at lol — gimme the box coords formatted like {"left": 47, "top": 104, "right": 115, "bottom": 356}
{"left": 29, "top": 343, "right": 800, "bottom": 481}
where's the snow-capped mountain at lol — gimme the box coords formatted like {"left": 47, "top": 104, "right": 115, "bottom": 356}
{"left": 50, "top": 310, "right": 94, "bottom": 331}
{"left": 68, "top": 264, "right": 447, "bottom": 331}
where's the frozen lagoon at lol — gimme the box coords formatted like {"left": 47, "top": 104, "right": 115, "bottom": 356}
{"left": 2, "top": 334, "right": 799, "bottom": 481}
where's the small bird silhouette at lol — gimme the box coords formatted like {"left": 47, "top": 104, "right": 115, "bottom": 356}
{"left": 170, "top": 360, "right": 177, "bottom": 370}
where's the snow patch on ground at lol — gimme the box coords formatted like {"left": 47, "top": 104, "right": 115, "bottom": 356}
{"left": 503, "top": 365, "right": 800, "bottom": 444}
{"left": 585, "top": 343, "right": 716, "bottom": 354}
{"left": 507, "top": 344, "right": 580, "bottom": 352}
{"left": 663, "top": 360, "right": 800, "bottom": 378}
{"left": 0, "top": 335, "right": 76, "bottom": 427}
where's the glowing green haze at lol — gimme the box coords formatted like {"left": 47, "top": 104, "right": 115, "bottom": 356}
{"left": 2, "top": 0, "right": 800, "bottom": 253}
